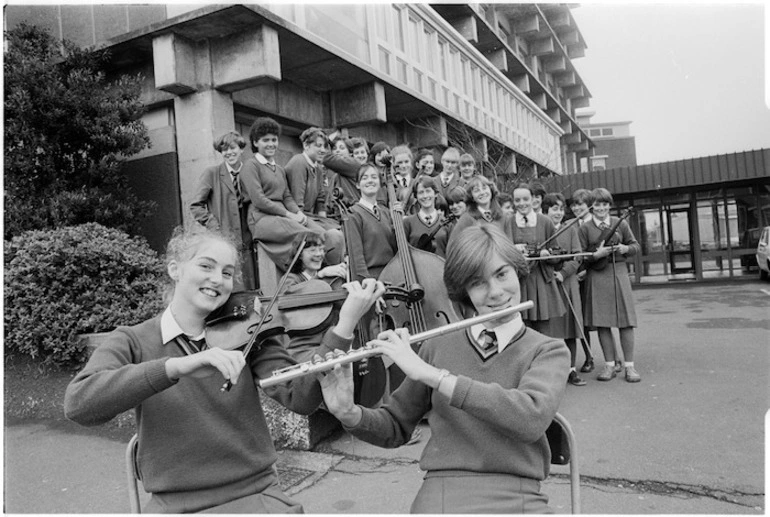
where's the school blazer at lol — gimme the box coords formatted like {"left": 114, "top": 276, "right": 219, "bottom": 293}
{"left": 189, "top": 162, "right": 244, "bottom": 239}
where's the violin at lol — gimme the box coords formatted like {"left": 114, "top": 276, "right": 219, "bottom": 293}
{"left": 205, "top": 280, "right": 411, "bottom": 351}
{"left": 414, "top": 213, "right": 457, "bottom": 252}
{"left": 585, "top": 208, "right": 635, "bottom": 271}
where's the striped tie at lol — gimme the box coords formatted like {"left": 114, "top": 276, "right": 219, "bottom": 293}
{"left": 231, "top": 171, "right": 242, "bottom": 204}
{"left": 481, "top": 330, "right": 497, "bottom": 352}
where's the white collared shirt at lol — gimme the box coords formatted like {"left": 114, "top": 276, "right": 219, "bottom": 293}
{"left": 420, "top": 209, "right": 438, "bottom": 225}
{"left": 579, "top": 213, "right": 592, "bottom": 225}
{"left": 439, "top": 172, "right": 454, "bottom": 186}
{"left": 593, "top": 215, "right": 610, "bottom": 228}
{"left": 160, "top": 306, "right": 205, "bottom": 346}
{"left": 470, "top": 314, "right": 524, "bottom": 354}
{"left": 358, "top": 198, "right": 379, "bottom": 215}
{"left": 515, "top": 211, "right": 537, "bottom": 228}
{"left": 255, "top": 153, "right": 276, "bottom": 166}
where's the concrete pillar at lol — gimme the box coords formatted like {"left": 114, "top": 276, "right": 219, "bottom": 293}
{"left": 404, "top": 116, "right": 448, "bottom": 148}
{"left": 173, "top": 89, "right": 236, "bottom": 222}
{"left": 211, "top": 25, "right": 281, "bottom": 92}
{"left": 331, "top": 82, "right": 386, "bottom": 127}
{"left": 450, "top": 15, "right": 478, "bottom": 44}
{"left": 487, "top": 48, "right": 508, "bottom": 72}
{"left": 153, "top": 33, "right": 197, "bottom": 95}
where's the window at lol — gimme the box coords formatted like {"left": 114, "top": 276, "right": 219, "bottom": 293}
{"left": 602, "top": 128, "right": 614, "bottom": 136}
{"left": 589, "top": 128, "right": 601, "bottom": 136}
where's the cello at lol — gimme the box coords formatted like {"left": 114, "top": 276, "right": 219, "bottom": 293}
{"left": 377, "top": 163, "right": 459, "bottom": 370}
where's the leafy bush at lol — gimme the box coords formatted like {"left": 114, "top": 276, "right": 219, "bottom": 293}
{"left": 5, "top": 223, "right": 167, "bottom": 367}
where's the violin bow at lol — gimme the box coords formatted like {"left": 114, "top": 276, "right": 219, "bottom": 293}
{"left": 221, "top": 235, "right": 307, "bottom": 393}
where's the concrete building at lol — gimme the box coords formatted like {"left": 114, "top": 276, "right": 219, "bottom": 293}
{"left": 575, "top": 108, "right": 637, "bottom": 172}
{"left": 5, "top": 3, "right": 595, "bottom": 252}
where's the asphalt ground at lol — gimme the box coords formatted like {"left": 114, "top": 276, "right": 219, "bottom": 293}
{"left": 4, "top": 280, "right": 768, "bottom": 514}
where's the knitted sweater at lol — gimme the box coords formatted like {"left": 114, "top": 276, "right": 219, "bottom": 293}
{"left": 346, "top": 326, "right": 569, "bottom": 481}
{"left": 347, "top": 203, "right": 397, "bottom": 280}
{"left": 284, "top": 153, "right": 326, "bottom": 214}
{"left": 64, "top": 316, "right": 351, "bottom": 494}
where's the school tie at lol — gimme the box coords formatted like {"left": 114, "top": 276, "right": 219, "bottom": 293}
{"left": 483, "top": 210, "right": 493, "bottom": 222}
{"left": 372, "top": 205, "right": 379, "bottom": 218}
{"left": 441, "top": 177, "right": 449, "bottom": 188}
{"left": 600, "top": 222, "right": 609, "bottom": 230}
{"left": 474, "top": 329, "right": 498, "bottom": 360}
{"left": 425, "top": 214, "right": 433, "bottom": 226}
{"left": 523, "top": 214, "right": 529, "bottom": 225}
{"left": 231, "top": 170, "right": 242, "bottom": 204}
{"left": 176, "top": 335, "right": 207, "bottom": 355}
{"left": 480, "top": 330, "right": 497, "bottom": 351}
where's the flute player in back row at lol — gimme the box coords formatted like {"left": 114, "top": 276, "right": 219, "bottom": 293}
{"left": 319, "top": 224, "right": 570, "bottom": 513}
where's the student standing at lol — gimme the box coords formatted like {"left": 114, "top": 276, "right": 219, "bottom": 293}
{"left": 542, "top": 193, "right": 586, "bottom": 386}
{"left": 431, "top": 147, "right": 463, "bottom": 209}
{"left": 504, "top": 183, "right": 566, "bottom": 334}
{"left": 434, "top": 186, "right": 468, "bottom": 258}
{"left": 189, "top": 131, "right": 256, "bottom": 291}
{"left": 319, "top": 224, "right": 569, "bottom": 513}
{"left": 64, "top": 226, "right": 383, "bottom": 513}
{"left": 569, "top": 188, "right": 598, "bottom": 373}
{"left": 578, "top": 188, "right": 641, "bottom": 383}
{"left": 447, "top": 175, "right": 505, "bottom": 248}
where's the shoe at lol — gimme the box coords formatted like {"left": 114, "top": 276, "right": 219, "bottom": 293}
{"left": 597, "top": 364, "right": 617, "bottom": 381}
{"left": 625, "top": 366, "right": 641, "bottom": 383}
{"left": 406, "top": 427, "right": 422, "bottom": 445}
{"left": 614, "top": 361, "right": 623, "bottom": 373}
{"left": 580, "top": 358, "right": 595, "bottom": 373}
{"left": 568, "top": 371, "right": 587, "bottom": 386}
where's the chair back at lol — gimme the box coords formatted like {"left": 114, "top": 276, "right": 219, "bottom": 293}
{"left": 125, "top": 434, "right": 141, "bottom": 513}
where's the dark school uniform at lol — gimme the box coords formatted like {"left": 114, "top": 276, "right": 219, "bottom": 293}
{"left": 403, "top": 211, "right": 442, "bottom": 252}
{"left": 347, "top": 202, "right": 397, "bottom": 281}
{"left": 189, "top": 162, "right": 256, "bottom": 290}
{"left": 578, "top": 217, "right": 640, "bottom": 328}
{"left": 539, "top": 223, "right": 583, "bottom": 339}
{"left": 503, "top": 213, "right": 566, "bottom": 326}
{"left": 240, "top": 156, "right": 325, "bottom": 270}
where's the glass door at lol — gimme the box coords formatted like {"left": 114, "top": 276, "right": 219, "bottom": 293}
{"left": 666, "top": 207, "right": 694, "bottom": 273}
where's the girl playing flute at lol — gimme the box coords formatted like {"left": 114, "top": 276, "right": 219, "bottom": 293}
{"left": 319, "top": 224, "right": 569, "bottom": 513}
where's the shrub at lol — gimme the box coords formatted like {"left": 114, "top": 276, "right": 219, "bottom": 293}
{"left": 4, "top": 223, "right": 166, "bottom": 367}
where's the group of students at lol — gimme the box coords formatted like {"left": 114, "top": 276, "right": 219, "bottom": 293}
{"left": 63, "top": 116, "right": 641, "bottom": 513}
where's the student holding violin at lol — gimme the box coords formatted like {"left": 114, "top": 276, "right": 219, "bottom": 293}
{"left": 402, "top": 175, "right": 444, "bottom": 253}
{"left": 319, "top": 224, "right": 569, "bottom": 513}
{"left": 64, "top": 225, "right": 384, "bottom": 513}
{"left": 504, "top": 182, "right": 566, "bottom": 334}
{"left": 577, "top": 187, "right": 641, "bottom": 383}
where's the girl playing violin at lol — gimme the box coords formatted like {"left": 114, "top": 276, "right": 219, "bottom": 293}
{"left": 503, "top": 182, "right": 566, "bottom": 334}
{"left": 542, "top": 192, "right": 587, "bottom": 386}
{"left": 402, "top": 176, "right": 443, "bottom": 253}
{"left": 64, "top": 225, "right": 383, "bottom": 513}
{"left": 577, "top": 187, "right": 641, "bottom": 383}
{"left": 319, "top": 224, "right": 569, "bottom": 513}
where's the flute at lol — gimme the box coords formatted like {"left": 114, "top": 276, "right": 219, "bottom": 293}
{"left": 526, "top": 252, "right": 594, "bottom": 262}
{"left": 258, "top": 300, "right": 534, "bottom": 389}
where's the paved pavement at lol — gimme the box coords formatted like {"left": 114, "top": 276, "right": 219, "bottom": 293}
{"left": 4, "top": 280, "right": 768, "bottom": 514}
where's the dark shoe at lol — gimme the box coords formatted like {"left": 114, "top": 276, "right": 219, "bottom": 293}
{"left": 614, "top": 361, "right": 623, "bottom": 373}
{"left": 597, "top": 364, "right": 617, "bottom": 381}
{"left": 568, "top": 371, "right": 587, "bottom": 386}
{"left": 580, "top": 358, "right": 595, "bottom": 373}
{"left": 625, "top": 366, "right": 641, "bottom": 383}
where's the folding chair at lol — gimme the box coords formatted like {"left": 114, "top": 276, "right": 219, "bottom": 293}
{"left": 546, "top": 412, "right": 581, "bottom": 514}
{"left": 125, "top": 434, "right": 141, "bottom": 513}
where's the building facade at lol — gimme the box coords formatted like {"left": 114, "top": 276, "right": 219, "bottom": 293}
{"left": 5, "top": 3, "right": 596, "bottom": 252}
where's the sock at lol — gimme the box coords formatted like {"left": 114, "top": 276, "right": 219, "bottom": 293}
{"left": 624, "top": 361, "right": 634, "bottom": 368}
{"left": 605, "top": 361, "right": 614, "bottom": 368}
{"left": 570, "top": 367, "right": 576, "bottom": 373}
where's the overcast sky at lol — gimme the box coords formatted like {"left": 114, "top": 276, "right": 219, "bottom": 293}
{"left": 570, "top": 2, "right": 770, "bottom": 166}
